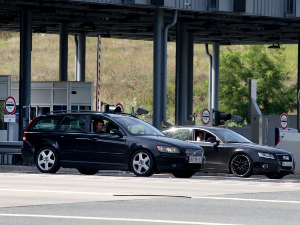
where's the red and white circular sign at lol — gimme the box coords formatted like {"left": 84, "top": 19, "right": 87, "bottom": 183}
{"left": 5, "top": 96, "right": 16, "bottom": 115}
{"left": 201, "top": 108, "right": 210, "bottom": 125}
{"left": 280, "top": 113, "right": 288, "bottom": 129}
{"left": 116, "top": 102, "right": 124, "bottom": 113}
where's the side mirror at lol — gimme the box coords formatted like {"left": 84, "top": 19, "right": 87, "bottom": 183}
{"left": 207, "top": 137, "right": 220, "bottom": 146}
{"left": 110, "top": 129, "right": 123, "bottom": 137}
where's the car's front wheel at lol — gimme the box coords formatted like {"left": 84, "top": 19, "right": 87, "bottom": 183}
{"left": 78, "top": 169, "right": 99, "bottom": 175}
{"left": 266, "top": 174, "right": 285, "bottom": 179}
{"left": 230, "top": 154, "right": 252, "bottom": 178}
{"left": 172, "top": 171, "right": 195, "bottom": 178}
{"left": 36, "top": 147, "right": 60, "bottom": 173}
{"left": 131, "top": 150, "right": 155, "bottom": 177}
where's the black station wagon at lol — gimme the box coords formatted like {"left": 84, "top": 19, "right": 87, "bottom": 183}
{"left": 22, "top": 111, "right": 205, "bottom": 178}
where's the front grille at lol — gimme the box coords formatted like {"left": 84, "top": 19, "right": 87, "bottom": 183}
{"left": 276, "top": 154, "right": 294, "bottom": 170}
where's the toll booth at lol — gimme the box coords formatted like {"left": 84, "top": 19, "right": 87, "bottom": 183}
{"left": 0, "top": 75, "right": 11, "bottom": 141}
{"left": 8, "top": 81, "right": 94, "bottom": 141}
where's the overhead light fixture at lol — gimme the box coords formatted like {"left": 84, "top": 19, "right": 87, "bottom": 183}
{"left": 268, "top": 43, "right": 280, "bottom": 49}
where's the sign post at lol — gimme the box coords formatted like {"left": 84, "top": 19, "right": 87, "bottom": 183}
{"left": 4, "top": 96, "right": 16, "bottom": 141}
{"left": 280, "top": 113, "right": 288, "bottom": 130}
{"left": 201, "top": 108, "right": 210, "bottom": 125}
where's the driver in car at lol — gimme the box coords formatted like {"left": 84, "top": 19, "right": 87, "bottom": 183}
{"left": 94, "top": 119, "right": 105, "bottom": 133}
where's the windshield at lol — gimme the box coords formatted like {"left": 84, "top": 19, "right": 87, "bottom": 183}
{"left": 213, "top": 129, "right": 252, "bottom": 143}
{"left": 113, "top": 116, "right": 164, "bottom": 136}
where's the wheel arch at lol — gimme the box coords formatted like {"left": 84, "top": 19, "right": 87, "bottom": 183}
{"left": 128, "top": 148, "right": 158, "bottom": 172}
{"left": 34, "top": 144, "right": 59, "bottom": 163}
{"left": 228, "top": 151, "right": 252, "bottom": 174}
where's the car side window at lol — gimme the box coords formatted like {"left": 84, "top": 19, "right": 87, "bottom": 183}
{"left": 195, "top": 130, "right": 218, "bottom": 142}
{"left": 61, "top": 115, "right": 86, "bottom": 132}
{"left": 90, "top": 117, "right": 119, "bottom": 133}
{"left": 167, "top": 129, "right": 189, "bottom": 140}
{"left": 31, "top": 116, "right": 63, "bottom": 131}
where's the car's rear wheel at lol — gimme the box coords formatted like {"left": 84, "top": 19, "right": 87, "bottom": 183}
{"left": 78, "top": 169, "right": 99, "bottom": 175}
{"left": 36, "top": 147, "right": 60, "bottom": 173}
{"left": 266, "top": 174, "right": 285, "bottom": 179}
{"left": 131, "top": 150, "right": 155, "bottom": 177}
{"left": 230, "top": 154, "right": 252, "bottom": 178}
{"left": 172, "top": 171, "right": 195, "bottom": 178}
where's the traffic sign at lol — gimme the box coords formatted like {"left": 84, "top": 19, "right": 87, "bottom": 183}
{"left": 116, "top": 102, "right": 124, "bottom": 113}
{"left": 201, "top": 108, "right": 210, "bottom": 125}
{"left": 5, "top": 96, "right": 16, "bottom": 115}
{"left": 280, "top": 113, "right": 288, "bottom": 129}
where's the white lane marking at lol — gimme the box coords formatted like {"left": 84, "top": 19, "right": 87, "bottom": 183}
{"left": 193, "top": 196, "right": 300, "bottom": 204}
{"left": 1, "top": 188, "right": 299, "bottom": 204}
{"left": 0, "top": 214, "right": 243, "bottom": 225}
{"left": 0, "top": 188, "right": 113, "bottom": 196}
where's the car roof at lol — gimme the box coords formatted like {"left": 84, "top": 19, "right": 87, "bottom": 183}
{"left": 166, "top": 126, "right": 228, "bottom": 132}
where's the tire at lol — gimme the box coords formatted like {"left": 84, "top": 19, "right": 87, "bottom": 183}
{"left": 266, "top": 174, "right": 285, "bottom": 179}
{"left": 36, "top": 147, "right": 60, "bottom": 173}
{"left": 78, "top": 168, "right": 99, "bottom": 175}
{"left": 230, "top": 154, "right": 252, "bottom": 178}
{"left": 131, "top": 150, "right": 155, "bottom": 177}
{"left": 172, "top": 171, "right": 195, "bottom": 178}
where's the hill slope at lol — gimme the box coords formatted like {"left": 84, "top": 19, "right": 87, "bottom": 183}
{"left": 0, "top": 32, "right": 297, "bottom": 123}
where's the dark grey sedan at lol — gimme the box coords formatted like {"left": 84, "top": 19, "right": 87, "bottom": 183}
{"left": 163, "top": 126, "right": 295, "bottom": 179}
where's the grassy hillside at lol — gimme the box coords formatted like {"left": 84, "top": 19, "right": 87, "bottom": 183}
{"left": 0, "top": 32, "right": 298, "bottom": 124}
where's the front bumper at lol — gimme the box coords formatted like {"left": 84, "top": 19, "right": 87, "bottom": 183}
{"left": 252, "top": 159, "right": 295, "bottom": 175}
{"left": 156, "top": 151, "right": 205, "bottom": 173}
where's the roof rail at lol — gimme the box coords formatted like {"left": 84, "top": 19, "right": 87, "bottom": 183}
{"left": 45, "top": 110, "right": 100, "bottom": 115}
{"left": 44, "top": 110, "right": 137, "bottom": 118}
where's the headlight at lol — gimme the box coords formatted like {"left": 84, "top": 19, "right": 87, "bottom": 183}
{"left": 157, "top": 146, "right": 180, "bottom": 153}
{"left": 258, "top": 152, "right": 275, "bottom": 159}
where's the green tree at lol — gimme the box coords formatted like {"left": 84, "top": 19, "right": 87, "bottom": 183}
{"left": 219, "top": 45, "right": 297, "bottom": 124}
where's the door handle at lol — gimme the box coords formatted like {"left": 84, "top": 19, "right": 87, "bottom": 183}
{"left": 90, "top": 137, "right": 98, "bottom": 141}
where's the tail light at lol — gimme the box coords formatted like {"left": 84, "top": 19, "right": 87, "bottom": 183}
{"left": 23, "top": 117, "right": 36, "bottom": 144}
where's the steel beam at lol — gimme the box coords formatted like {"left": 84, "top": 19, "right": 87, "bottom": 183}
{"left": 186, "top": 32, "right": 194, "bottom": 122}
{"left": 175, "top": 23, "right": 187, "bottom": 126}
{"left": 152, "top": 8, "right": 163, "bottom": 130}
{"left": 59, "top": 23, "right": 68, "bottom": 81}
{"left": 19, "top": 9, "right": 32, "bottom": 140}
{"left": 212, "top": 44, "right": 220, "bottom": 125}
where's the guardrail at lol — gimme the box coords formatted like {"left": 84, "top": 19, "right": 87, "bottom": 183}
{"left": 0, "top": 141, "right": 22, "bottom": 154}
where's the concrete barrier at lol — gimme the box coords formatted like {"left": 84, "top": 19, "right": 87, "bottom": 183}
{"left": 276, "top": 133, "right": 300, "bottom": 174}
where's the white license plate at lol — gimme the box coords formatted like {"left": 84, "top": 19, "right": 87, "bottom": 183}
{"left": 189, "top": 156, "right": 202, "bottom": 164}
{"left": 282, "top": 161, "right": 293, "bottom": 167}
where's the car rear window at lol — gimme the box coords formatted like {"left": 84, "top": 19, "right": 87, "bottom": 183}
{"left": 31, "top": 116, "right": 63, "bottom": 131}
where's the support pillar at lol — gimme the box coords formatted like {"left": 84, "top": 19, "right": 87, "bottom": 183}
{"left": 175, "top": 23, "right": 187, "bottom": 126}
{"left": 59, "top": 23, "right": 68, "bottom": 81}
{"left": 19, "top": 9, "right": 32, "bottom": 140}
{"left": 297, "top": 42, "right": 300, "bottom": 133}
{"left": 152, "top": 8, "right": 164, "bottom": 130}
{"left": 212, "top": 44, "right": 220, "bottom": 125}
{"left": 186, "top": 32, "right": 194, "bottom": 122}
{"left": 76, "top": 32, "right": 86, "bottom": 82}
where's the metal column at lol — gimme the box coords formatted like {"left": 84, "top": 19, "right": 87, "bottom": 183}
{"left": 212, "top": 44, "right": 220, "bottom": 125}
{"left": 19, "top": 9, "right": 32, "bottom": 140}
{"left": 175, "top": 23, "right": 187, "bottom": 126}
{"left": 186, "top": 32, "right": 194, "bottom": 122}
{"left": 297, "top": 43, "right": 300, "bottom": 133}
{"left": 76, "top": 33, "right": 86, "bottom": 82}
{"left": 59, "top": 23, "right": 68, "bottom": 81}
{"left": 152, "top": 8, "right": 164, "bottom": 130}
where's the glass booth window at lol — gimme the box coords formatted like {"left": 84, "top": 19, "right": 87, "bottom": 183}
{"left": 0, "top": 100, "right": 7, "bottom": 130}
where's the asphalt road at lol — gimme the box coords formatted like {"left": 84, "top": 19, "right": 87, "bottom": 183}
{"left": 0, "top": 166, "right": 300, "bottom": 225}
